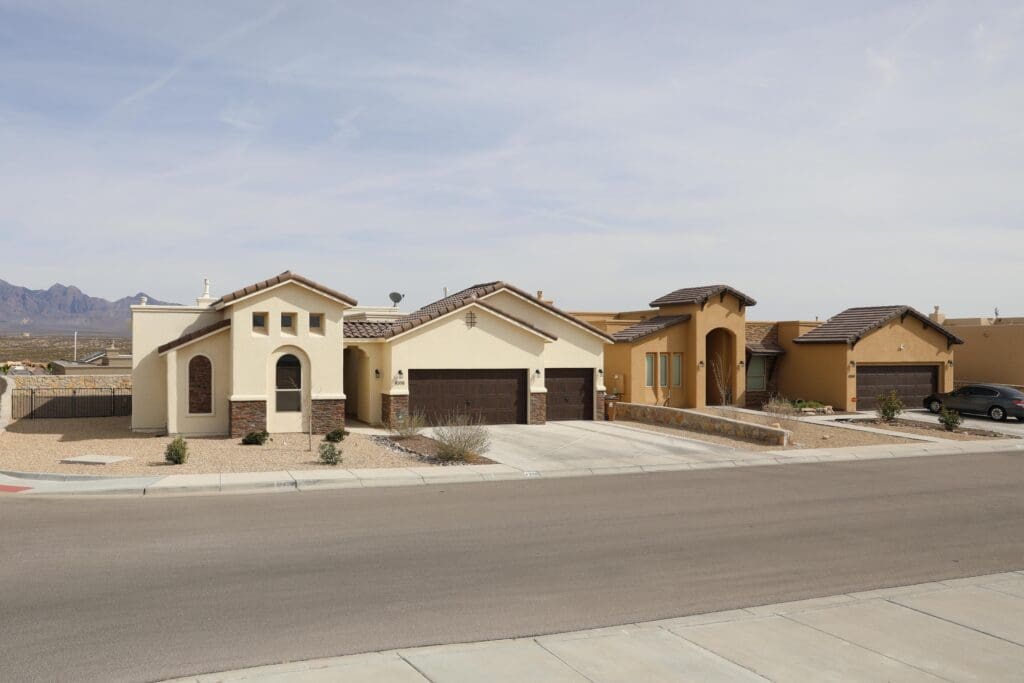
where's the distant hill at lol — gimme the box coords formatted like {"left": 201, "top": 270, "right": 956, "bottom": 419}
{"left": 0, "top": 279, "right": 175, "bottom": 334}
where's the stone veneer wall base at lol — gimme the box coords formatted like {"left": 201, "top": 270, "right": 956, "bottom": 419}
{"left": 529, "top": 392, "right": 547, "bottom": 425}
{"left": 230, "top": 400, "right": 267, "bottom": 438}
{"left": 311, "top": 399, "right": 345, "bottom": 434}
{"left": 381, "top": 393, "right": 409, "bottom": 427}
{"left": 612, "top": 402, "right": 790, "bottom": 446}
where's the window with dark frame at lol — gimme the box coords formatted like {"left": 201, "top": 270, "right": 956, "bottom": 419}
{"left": 187, "top": 355, "right": 213, "bottom": 414}
{"left": 747, "top": 356, "right": 767, "bottom": 391}
{"left": 281, "top": 312, "right": 296, "bottom": 334}
{"left": 252, "top": 312, "right": 267, "bottom": 332}
{"left": 276, "top": 354, "right": 301, "bottom": 412}
{"left": 309, "top": 313, "right": 323, "bottom": 332}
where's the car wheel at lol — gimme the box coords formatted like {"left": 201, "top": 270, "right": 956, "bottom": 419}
{"left": 927, "top": 399, "right": 942, "bottom": 413}
{"left": 989, "top": 406, "right": 1007, "bottom": 422}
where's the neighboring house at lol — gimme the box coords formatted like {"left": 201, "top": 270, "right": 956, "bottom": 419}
{"left": 763, "top": 306, "right": 963, "bottom": 412}
{"left": 744, "top": 321, "right": 785, "bottom": 408}
{"left": 575, "top": 285, "right": 754, "bottom": 410}
{"left": 931, "top": 307, "right": 1024, "bottom": 388}
{"left": 50, "top": 343, "right": 132, "bottom": 375}
{"left": 132, "top": 272, "right": 610, "bottom": 437}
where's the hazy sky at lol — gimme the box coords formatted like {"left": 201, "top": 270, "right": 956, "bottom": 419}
{"left": 1, "top": 1, "right": 1021, "bottom": 318}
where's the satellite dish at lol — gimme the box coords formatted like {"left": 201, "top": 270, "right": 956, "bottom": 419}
{"left": 389, "top": 292, "right": 405, "bottom": 306}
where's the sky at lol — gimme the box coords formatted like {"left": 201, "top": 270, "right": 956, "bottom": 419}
{"left": 0, "top": 1, "right": 1022, "bottom": 319}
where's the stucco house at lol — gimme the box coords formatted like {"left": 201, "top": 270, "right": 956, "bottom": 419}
{"left": 131, "top": 272, "right": 611, "bottom": 437}
{"left": 575, "top": 285, "right": 754, "bottom": 410}
{"left": 930, "top": 307, "right": 1024, "bottom": 389}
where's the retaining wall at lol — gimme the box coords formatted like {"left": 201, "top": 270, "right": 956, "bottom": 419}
{"left": 7, "top": 374, "right": 132, "bottom": 390}
{"left": 612, "top": 402, "right": 790, "bottom": 446}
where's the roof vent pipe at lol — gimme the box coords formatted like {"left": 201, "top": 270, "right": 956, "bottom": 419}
{"left": 443, "top": 287, "right": 448, "bottom": 297}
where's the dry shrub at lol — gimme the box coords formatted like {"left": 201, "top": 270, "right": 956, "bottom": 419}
{"left": 390, "top": 410, "right": 427, "bottom": 439}
{"left": 433, "top": 413, "right": 491, "bottom": 463}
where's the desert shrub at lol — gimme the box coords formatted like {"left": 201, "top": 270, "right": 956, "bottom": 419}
{"left": 318, "top": 441, "right": 341, "bottom": 466}
{"left": 165, "top": 436, "right": 188, "bottom": 465}
{"left": 793, "top": 399, "right": 824, "bottom": 410}
{"left": 240, "top": 430, "right": 269, "bottom": 446}
{"left": 0, "top": 363, "right": 9, "bottom": 375}
{"left": 939, "top": 407, "right": 963, "bottom": 432}
{"left": 876, "top": 390, "right": 905, "bottom": 422}
{"left": 433, "top": 413, "right": 491, "bottom": 463}
{"left": 324, "top": 427, "right": 349, "bottom": 443}
{"left": 390, "top": 410, "right": 427, "bottom": 439}
{"left": 763, "top": 396, "right": 800, "bottom": 418}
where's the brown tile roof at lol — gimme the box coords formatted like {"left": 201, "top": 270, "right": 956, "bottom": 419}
{"left": 158, "top": 319, "right": 231, "bottom": 354}
{"left": 745, "top": 322, "right": 785, "bottom": 355}
{"left": 793, "top": 306, "right": 964, "bottom": 346}
{"left": 611, "top": 315, "right": 691, "bottom": 343}
{"left": 343, "top": 321, "right": 393, "bottom": 339}
{"left": 216, "top": 271, "right": 357, "bottom": 308}
{"left": 401, "top": 282, "right": 615, "bottom": 342}
{"left": 650, "top": 284, "right": 757, "bottom": 308}
{"left": 343, "top": 297, "right": 558, "bottom": 341}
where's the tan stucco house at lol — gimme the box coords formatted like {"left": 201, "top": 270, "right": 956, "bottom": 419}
{"left": 131, "top": 272, "right": 611, "bottom": 437}
{"left": 930, "top": 307, "right": 1024, "bottom": 389}
{"left": 575, "top": 285, "right": 754, "bottom": 410}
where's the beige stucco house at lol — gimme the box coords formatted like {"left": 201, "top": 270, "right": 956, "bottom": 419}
{"left": 132, "top": 272, "right": 611, "bottom": 437}
{"left": 930, "top": 307, "right": 1024, "bottom": 389}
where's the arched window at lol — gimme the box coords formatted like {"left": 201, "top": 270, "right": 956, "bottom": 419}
{"left": 276, "top": 354, "right": 302, "bottom": 412}
{"left": 188, "top": 355, "right": 213, "bottom": 414}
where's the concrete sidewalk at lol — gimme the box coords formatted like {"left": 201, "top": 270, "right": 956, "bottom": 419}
{"left": 2, "top": 437, "right": 1022, "bottom": 497}
{"left": 168, "top": 570, "right": 1024, "bottom": 682}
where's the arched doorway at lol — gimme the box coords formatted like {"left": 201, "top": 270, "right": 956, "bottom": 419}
{"left": 270, "top": 351, "right": 308, "bottom": 432}
{"left": 705, "top": 328, "right": 736, "bottom": 405}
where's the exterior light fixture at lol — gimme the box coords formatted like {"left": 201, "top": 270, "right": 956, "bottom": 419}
{"left": 849, "top": 360, "right": 856, "bottom": 368}
{"left": 738, "top": 360, "right": 745, "bottom": 368}
{"left": 597, "top": 368, "right": 604, "bottom": 376}
{"left": 395, "top": 370, "right": 405, "bottom": 385}
{"left": 947, "top": 359, "right": 955, "bottom": 367}
{"left": 698, "top": 360, "right": 705, "bottom": 369}
{"left": 534, "top": 369, "right": 542, "bottom": 378}
{"left": 374, "top": 369, "right": 381, "bottom": 379}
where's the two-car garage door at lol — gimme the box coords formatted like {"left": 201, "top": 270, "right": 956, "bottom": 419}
{"left": 856, "top": 365, "right": 938, "bottom": 411}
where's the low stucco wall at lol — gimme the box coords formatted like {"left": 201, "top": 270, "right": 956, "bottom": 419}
{"left": 611, "top": 401, "right": 790, "bottom": 446}
{"left": 8, "top": 374, "right": 132, "bottom": 390}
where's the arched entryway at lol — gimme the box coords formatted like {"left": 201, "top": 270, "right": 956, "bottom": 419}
{"left": 705, "top": 327, "right": 736, "bottom": 405}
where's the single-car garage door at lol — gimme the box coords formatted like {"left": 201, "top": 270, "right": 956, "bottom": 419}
{"left": 408, "top": 369, "right": 527, "bottom": 425}
{"left": 856, "top": 365, "right": 937, "bottom": 411}
{"left": 545, "top": 368, "right": 594, "bottom": 421}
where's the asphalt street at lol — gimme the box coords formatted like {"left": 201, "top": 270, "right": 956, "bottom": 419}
{"left": 2, "top": 452, "right": 1023, "bottom": 682}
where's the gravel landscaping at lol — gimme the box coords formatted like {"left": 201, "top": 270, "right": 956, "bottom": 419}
{"left": 0, "top": 417, "right": 430, "bottom": 475}
{"left": 839, "top": 418, "right": 1010, "bottom": 442}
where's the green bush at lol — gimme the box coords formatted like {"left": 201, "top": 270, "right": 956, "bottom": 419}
{"left": 793, "top": 399, "right": 825, "bottom": 409}
{"left": 0, "top": 363, "right": 9, "bottom": 375}
{"left": 165, "top": 436, "right": 189, "bottom": 465}
{"left": 318, "top": 441, "right": 342, "bottom": 466}
{"left": 324, "top": 427, "right": 349, "bottom": 443}
{"left": 876, "top": 390, "right": 905, "bottom": 422}
{"left": 240, "top": 430, "right": 269, "bottom": 446}
{"left": 939, "top": 407, "right": 963, "bottom": 432}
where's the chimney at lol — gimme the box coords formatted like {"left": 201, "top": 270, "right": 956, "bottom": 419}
{"left": 930, "top": 305, "right": 946, "bottom": 324}
{"left": 536, "top": 290, "right": 553, "bottom": 305}
{"left": 195, "top": 277, "right": 216, "bottom": 306}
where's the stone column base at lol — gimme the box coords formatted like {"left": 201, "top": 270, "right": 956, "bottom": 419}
{"left": 382, "top": 394, "right": 409, "bottom": 427}
{"left": 230, "top": 400, "right": 266, "bottom": 438}
{"left": 529, "top": 392, "right": 547, "bottom": 425}
{"left": 595, "top": 390, "right": 606, "bottom": 421}
{"left": 311, "top": 399, "right": 345, "bottom": 434}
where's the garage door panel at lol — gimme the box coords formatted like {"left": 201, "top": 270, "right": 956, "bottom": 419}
{"left": 409, "top": 369, "right": 526, "bottom": 425}
{"left": 545, "top": 368, "right": 594, "bottom": 421}
{"left": 856, "top": 365, "right": 937, "bottom": 411}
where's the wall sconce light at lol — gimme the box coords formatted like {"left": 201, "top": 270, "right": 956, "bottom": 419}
{"left": 395, "top": 369, "right": 405, "bottom": 385}
{"left": 738, "top": 360, "right": 745, "bottom": 368}
{"left": 597, "top": 368, "right": 604, "bottom": 376}
{"left": 374, "top": 369, "right": 381, "bottom": 380}
{"left": 698, "top": 360, "right": 705, "bottom": 369}
{"left": 534, "top": 369, "right": 541, "bottom": 379}
{"left": 849, "top": 360, "right": 856, "bottom": 368}
{"left": 947, "top": 360, "right": 955, "bottom": 367}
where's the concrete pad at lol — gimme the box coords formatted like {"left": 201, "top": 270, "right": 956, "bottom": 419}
{"left": 792, "top": 599, "right": 1024, "bottom": 682}
{"left": 538, "top": 627, "right": 767, "bottom": 682}
{"left": 744, "top": 593, "right": 856, "bottom": 616}
{"left": 353, "top": 468, "right": 424, "bottom": 487}
{"left": 401, "top": 639, "right": 586, "bottom": 682}
{"left": 219, "top": 472, "right": 296, "bottom": 491}
{"left": 895, "top": 586, "right": 1024, "bottom": 645}
{"left": 145, "top": 474, "right": 221, "bottom": 494}
{"left": 673, "top": 615, "right": 942, "bottom": 682}
{"left": 983, "top": 576, "right": 1024, "bottom": 599}
{"left": 647, "top": 609, "right": 754, "bottom": 629}
{"left": 59, "top": 454, "right": 131, "bottom": 465}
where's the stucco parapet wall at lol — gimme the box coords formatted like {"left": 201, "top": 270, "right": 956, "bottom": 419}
{"left": 612, "top": 402, "right": 790, "bottom": 446}
{"left": 9, "top": 375, "right": 132, "bottom": 390}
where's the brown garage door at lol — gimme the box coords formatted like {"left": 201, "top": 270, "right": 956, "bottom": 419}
{"left": 408, "top": 369, "right": 527, "bottom": 425}
{"left": 545, "top": 368, "right": 594, "bottom": 421}
{"left": 856, "top": 365, "right": 938, "bottom": 411}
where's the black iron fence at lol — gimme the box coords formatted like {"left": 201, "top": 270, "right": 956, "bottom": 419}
{"left": 12, "top": 388, "right": 132, "bottom": 419}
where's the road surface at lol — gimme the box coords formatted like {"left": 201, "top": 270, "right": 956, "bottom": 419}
{"left": 2, "top": 452, "right": 1023, "bottom": 681}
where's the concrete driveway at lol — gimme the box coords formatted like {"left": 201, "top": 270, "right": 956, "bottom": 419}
{"left": 477, "top": 420, "right": 740, "bottom": 472}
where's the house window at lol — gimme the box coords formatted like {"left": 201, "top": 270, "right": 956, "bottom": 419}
{"left": 645, "top": 354, "right": 655, "bottom": 387}
{"left": 252, "top": 312, "right": 268, "bottom": 333}
{"left": 276, "top": 354, "right": 302, "bottom": 412}
{"left": 747, "top": 356, "right": 767, "bottom": 391}
{"left": 281, "top": 312, "right": 297, "bottom": 334}
{"left": 672, "top": 353, "right": 683, "bottom": 387}
{"left": 187, "top": 355, "right": 213, "bottom": 414}
{"left": 309, "top": 313, "right": 324, "bottom": 334}
{"left": 659, "top": 353, "right": 669, "bottom": 387}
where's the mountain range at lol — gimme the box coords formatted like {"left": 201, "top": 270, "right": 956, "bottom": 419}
{"left": 0, "top": 279, "right": 174, "bottom": 334}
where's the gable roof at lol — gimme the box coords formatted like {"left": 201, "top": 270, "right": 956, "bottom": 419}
{"left": 215, "top": 271, "right": 357, "bottom": 308}
{"left": 344, "top": 299, "right": 558, "bottom": 341}
{"left": 343, "top": 321, "right": 393, "bottom": 339}
{"left": 158, "top": 319, "right": 231, "bottom": 354}
{"left": 400, "top": 282, "right": 615, "bottom": 342}
{"left": 793, "top": 306, "right": 964, "bottom": 347}
{"left": 611, "top": 315, "right": 691, "bottom": 343}
{"left": 649, "top": 284, "right": 757, "bottom": 309}
{"left": 745, "top": 321, "right": 785, "bottom": 356}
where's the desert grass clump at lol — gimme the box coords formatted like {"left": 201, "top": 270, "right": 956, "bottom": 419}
{"left": 433, "top": 414, "right": 491, "bottom": 463}
{"left": 390, "top": 411, "right": 427, "bottom": 440}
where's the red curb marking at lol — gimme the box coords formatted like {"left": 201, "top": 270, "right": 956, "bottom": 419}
{"left": 0, "top": 484, "right": 31, "bottom": 493}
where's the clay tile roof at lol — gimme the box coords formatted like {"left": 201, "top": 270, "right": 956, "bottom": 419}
{"left": 794, "top": 306, "right": 964, "bottom": 346}
{"left": 611, "top": 315, "right": 691, "bottom": 343}
{"left": 745, "top": 322, "right": 785, "bottom": 355}
{"left": 158, "top": 319, "right": 231, "bottom": 354}
{"left": 389, "top": 297, "right": 558, "bottom": 341}
{"left": 216, "top": 271, "right": 357, "bottom": 307}
{"left": 649, "top": 284, "right": 757, "bottom": 309}
{"left": 343, "top": 321, "right": 393, "bottom": 339}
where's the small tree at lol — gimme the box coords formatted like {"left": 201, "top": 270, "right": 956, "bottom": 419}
{"left": 165, "top": 436, "right": 188, "bottom": 465}
{"left": 710, "top": 352, "right": 733, "bottom": 405}
{"left": 318, "top": 442, "right": 342, "bottom": 466}
{"left": 939, "top": 407, "right": 963, "bottom": 432}
{"left": 876, "top": 390, "right": 904, "bottom": 422}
